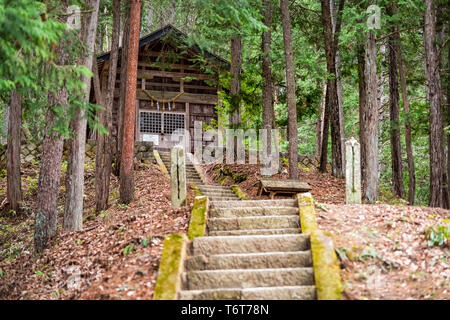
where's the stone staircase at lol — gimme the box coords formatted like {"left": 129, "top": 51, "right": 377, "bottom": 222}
{"left": 158, "top": 151, "right": 240, "bottom": 201}
{"left": 179, "top": 199, "right": 316, "bottom": 300}
{"left": 158, "top": 150, "right": 317, "bottom": 300}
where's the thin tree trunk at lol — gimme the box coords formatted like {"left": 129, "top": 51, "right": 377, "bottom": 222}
{"left": 280, "top": 0, "right": 299, "bottom": 179}
{"left": 363, "top": 29, "right": 379, "bottom": 203}
{"left": 261, "top": 0, "right": 273, "bottom": 160}
{"left": 320, "top": 87, "right": 331, "bottom": 173}
{"left": 230, "top": 35, "right": 242, "bottom": 128}
{"left": 357, "top": 38, "right": 367, "bottom": 193}
{"left": 120, "top": 0, "right": 141, "bottom": 204}
{"left": 446, "top": 32, "right": 450, "bottom": 209}
{"left": 331, "top": 0, "right": 346, "bottom": 172}
{"left": 146, "top": 2, "right": 154, "bottom": 33}
{"left": 170, "top": 0, "right": 176, "bottom": 25}
{"left": 397, "top": 34, "right": 415, "bottom": 205}
{"left": 115, "top": 4, "right": 131, "bottom": 176}
{"left": 387, "top": 2, "right": 405, "bottom": 199}
{"left": 316, "top": 81, "right": 326, "bottom": 159}
{"left": 34, "top": 8, "right": 69, "bottom": 253}
{"left": 96, "top": 0, "right": 121, "bottom": 213}
{"left": 320, "top": 0, "right": 344, "bottom": 178}
{"left": 6, "top": 90, "right": 22, "bottom": 213}
{"left": 64, "top": 0, "right": 100, "bottom": 229}
{"left": 424, "top": 0, "right": 443, "bottom": 207}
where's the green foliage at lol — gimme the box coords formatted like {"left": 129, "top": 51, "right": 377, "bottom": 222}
{"left": 122, "top": 243, "right": 134, "bottom": 255}
{"left": 424, "top": 225, "right": 450, "bottom": 247}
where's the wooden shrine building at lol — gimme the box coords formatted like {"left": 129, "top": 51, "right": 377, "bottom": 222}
{"left": 93, "top": 24, "right": 229, "bottom": 150}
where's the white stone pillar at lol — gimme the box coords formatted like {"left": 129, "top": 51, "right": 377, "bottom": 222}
{"left": 345, "top": 137, "right": 362, "bottom": 204}
{"left": 171, "top": 146, "right": 186, "bottom": 208}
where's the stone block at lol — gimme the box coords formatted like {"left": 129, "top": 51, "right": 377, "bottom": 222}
{"left": 170, "top": 146, "right": 186, "bottom": 208}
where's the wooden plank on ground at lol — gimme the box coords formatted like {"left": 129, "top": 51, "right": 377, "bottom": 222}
{"left": 258, "top": 179, "right": 312, "bottom": 198}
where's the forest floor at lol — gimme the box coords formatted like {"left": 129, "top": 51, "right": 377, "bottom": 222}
{"left": 203, "top": 161, "right": 450, "bottom": 300}
{"left": 0, "top": 159, "right": 194, "bottom": 300}
{"left": 0, "top": 158, "right": 449, "bottom": 300}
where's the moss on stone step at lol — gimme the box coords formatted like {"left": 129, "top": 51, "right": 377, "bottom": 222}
{"left": 298, "top": 193, "right": 318, "bottom": 234}
{"left": 187, "top": 196, "right": 209, "bottom": 240}
{"left": 231, "top": 184, "right": 250, "bottom": 200}
{"left": 310, "top": 230, "right": 342, "bottom": 300}
{"left": 297, "top": 192, "right": 342, "bottom": 300}
{"left": 153, "top": 233, "right": 188, "bottom": 300}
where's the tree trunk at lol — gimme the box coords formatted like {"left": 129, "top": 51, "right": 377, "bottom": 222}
{"left": 6, "top": 90, "right": 22, "bottom": 213}
{"left": 170, "top": 0, "right": 176, "bottom": 25}
{"left": 357, "top": 37, "right": 367, "bottom": 192}
{"left": 363, "top": 29, "right": 379, "bottom": 203}
{"left": 261, "top": 0, "right": 273, "bottom": 159}
{"left": 64, "top": 0, "right": 100, "bottom": 229}
{"left": 387, "top": 2, "right": 405, "bottom": 199}
{"left": 230, "top": 35, "right": 242, "bottom": 128}
{"left": 446, "top": 31, "right": 450, "bottom": 209}
{"left": 316, "top": 81, "right": 326, "bottom": 158}
{"left": 331, "top": 0, "right": 346, "bottom": 173}
{"left": 280, "top": 0, "right": 298, "bottom": 179}
{"left": 34, "top": 8, "right": 69, "bottom": 253}
{"left": 115, "top": 4, "right": 131, "bottom": 177}
{"left": 397, "top": 34, "right": 415, "bottom": 205}
{"left": 96, "top": 0, "right": 121, "bottom": 213}
{"left": 320, "top": 0, "right": 344, "bottom": 178}
{"left": 146, "top": 2, "right": 154, "bottom": 33}
{"left": 320, "top": 86, "right": 331, "bottom": 173}
{"left": 120, "top": 0, "right": 141, "bottom": 204}
{"left": 424, "top": 0, "right": 444, "bottom": 207}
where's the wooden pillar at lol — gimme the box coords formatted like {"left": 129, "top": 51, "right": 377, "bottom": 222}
{"left": 135, "top": 100, "right": 140, "bottom": 141}
{"left": 185, "top": 102, "right": 190, "bottom": 152}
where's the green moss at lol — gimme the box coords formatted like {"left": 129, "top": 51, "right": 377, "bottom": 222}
{"left": 190, "top": 182, "right": 203, "bottom": 197}
{"left": 187, "top": 196, "right": 209, "bottom": 240}
{"left": 231, "top": 185, "right": 250, "bottom": 200}
{"left": 310, "top": 230, "right": 342, "bottom": 300}
{"left": 297, "top": 193, "right": 318, "bottom": 234}
{"left": 153, "top": 233, "right": 187, "bottom": 300}
{"left": 297, "top": 193, "right": 342, "bottom": 300}
{"left": 153, "top": 150, "right": 170, "bottom": 178}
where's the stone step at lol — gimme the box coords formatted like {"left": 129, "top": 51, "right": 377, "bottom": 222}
{"left": 198, "top": 185, "right": 233, "bottom": 191}
{"left": 211, "top": 199, "right": 297, "bottom": 208}
{"left": 199, "top": 191, "right": 237, "bottom": 197}
{"left": 185, "top": 251, "right": 312, "bottom": 271}
{"left": 208, "top": 197, "right": 240, "bottom": 201}
{"left": 191, "top": 234, "right": 310, "bottom": 256}
{"left": 179, "top": 285, "right": 317, "bottom": 300}
{"left": 208, "top": 216, "right": 300, "bottom": 231}
{"left": 208, "top": 228, "right": 300, "bottom": 236}
{"left": 210, "top": 207, "right": 299, "bottom": 218}
{"left": 184, "top": 267, "right": 314, "bottom": 290}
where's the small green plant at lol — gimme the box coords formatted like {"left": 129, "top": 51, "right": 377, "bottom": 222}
{"left": 141, "top": 237, "right": 150, "bottom": 247}
{"left": 424, "top": 225, "right": 450, "bottom": 247}
{"left": 100, "top": 210, "right": 110, "bottom": 221}
{"left": 358, "top": 247, "right": 379, "bottom": 262}
{"left": 123, "top": 244, "right": 134, "bottom": 256}
{"left": 117, "top": 203, "right": 129, "bottom": 210}
{"left": 51, "top": 289, "right": 65, "bottom": 298}
{"left": 34, "top": 270, "right": 46, "bottom": 278}
{"left": 116, "top": 226, "right": 127, "bottom": 234}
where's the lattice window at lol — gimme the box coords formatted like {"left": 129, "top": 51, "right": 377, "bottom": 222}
{"left": 163, "top": 113, "right": 185, "bottom": 134}
{"left": 140, "top": 112, "right": 161, "bottom": 134}
{"left": 139, "top": 112, "right": 184, "bottom": 134}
